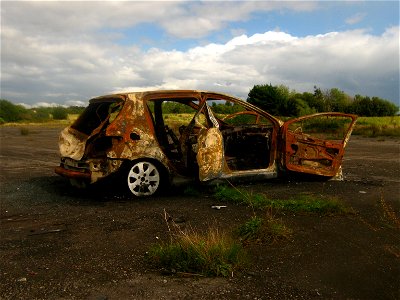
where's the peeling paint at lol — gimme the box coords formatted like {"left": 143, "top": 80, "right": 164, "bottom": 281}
{"left": 197, "top": 128, "right": 224, "bottom": 181}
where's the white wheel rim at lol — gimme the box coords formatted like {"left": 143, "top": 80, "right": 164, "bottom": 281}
{"left": 127, "top": 161, "right": 160, "bottom": 196}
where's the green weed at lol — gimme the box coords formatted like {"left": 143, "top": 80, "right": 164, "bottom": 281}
{"left": 213, "top": 185, "right": 269, "bottom": 209}
{"left": 236, "top": 214, "right": 292, "bottom": 244}
{"left": 20, "top": 127, "right": 30, "bottom": 135}
{"left": 183, "top": 185, "right": 201, "bottom": 197}
{"left": 236, "top": 216, "right": 263, "bottom": 241}
{"left": 147, "top": 211, "right": 246, "bottom": 277}
{"left": 267, "top": 194, "right": 347, "bottom": 214}
{"left": 214, "top": 185, "right": 347, "bottom": 214}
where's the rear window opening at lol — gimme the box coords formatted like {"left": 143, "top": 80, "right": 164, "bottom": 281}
{"left": 71, "top": 101, "right": 123, "bottom": 136}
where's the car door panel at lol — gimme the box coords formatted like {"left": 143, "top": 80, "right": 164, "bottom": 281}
{"left": 282, "top": 113, "right": 357, "bottom": 177}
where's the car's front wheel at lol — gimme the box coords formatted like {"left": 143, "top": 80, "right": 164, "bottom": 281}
{"left": 127, "top": 161, "right": 161, "bottom": 197}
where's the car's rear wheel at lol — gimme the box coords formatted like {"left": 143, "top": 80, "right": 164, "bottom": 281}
{"left": 127, "top": 161, "right": 161, "bottom": 197}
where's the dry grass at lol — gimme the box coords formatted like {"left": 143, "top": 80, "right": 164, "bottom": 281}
{"left": 147, "top": 210, "right": 246, "bottom": 277}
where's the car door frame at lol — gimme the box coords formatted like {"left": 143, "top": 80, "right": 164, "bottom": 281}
{"left": 281, "top": 112, "right": 357, "bottom": 177}
{"left": 196, "top": 93, "right": 283, "bottom": 181}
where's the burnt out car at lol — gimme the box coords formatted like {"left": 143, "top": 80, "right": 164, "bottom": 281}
{"left": 55, "top": 90, "right": 357, "bottom": 196}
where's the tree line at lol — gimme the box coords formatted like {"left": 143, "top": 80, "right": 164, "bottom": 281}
{"left": 247, "top": 84, "right": 399, "bottom": 117}
{"left": 0, "top": 99, "right": 85, "bottom": 124}
{"left": 1, "top": 84, "right": 398, "bottom": 124}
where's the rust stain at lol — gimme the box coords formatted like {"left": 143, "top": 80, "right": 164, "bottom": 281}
{"left": 197, "top": 128, "right": 224, "bottom": 181}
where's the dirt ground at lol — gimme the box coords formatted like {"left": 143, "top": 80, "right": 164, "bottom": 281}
{"left": 0, "top": 125, "right": 399, "bottom": 300}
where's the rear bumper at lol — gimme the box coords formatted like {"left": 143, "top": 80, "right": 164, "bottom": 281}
{"left": 55, "top": 166, "right": 91, "bottom": 180}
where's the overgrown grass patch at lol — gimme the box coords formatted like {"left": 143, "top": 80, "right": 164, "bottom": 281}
{"left": 148, "top": 219, "right": 246, "bottom": 277}
{"left": 353, "top": 116, "right": 400, "bottom": 137}
{"left": 236, "top": 215, "right": 292, "bottom": 244}
{"left": 214, "top": 185, "right": 348, "bottom": 214}
{"left": 213, "top": 185, "right": 269, "bottom": 209}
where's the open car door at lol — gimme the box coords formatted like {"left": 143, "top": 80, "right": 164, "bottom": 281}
{"left": 282, "top": 113, "right": 357, "bottom": 177}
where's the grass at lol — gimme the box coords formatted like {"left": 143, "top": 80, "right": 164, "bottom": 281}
{"left": 214, "top": 185, "right": 348, "bottom": 214}
{"left": 148, "top": 183, "right": 347, "bottom": 277}
{"left": 20, "top": 127, "right": 30, "bottom": 135}
{"left": 352, "top": 116, "right": 400, "bottom": 137}
{"left": 236, "top": 215, "right": 292, "bottom": 244}
{"left": 148, "top": 227, "right": 246, "bottom": 277}
{"left": 147, "top": 211, "right": 246, "bottom": 277}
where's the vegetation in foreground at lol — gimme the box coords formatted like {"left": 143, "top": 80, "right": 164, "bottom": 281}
{"left": 147, "top": 211, "right": 246, "bottom": 277}
{"left": 213, "top": 185, "right": 348, "bottom": 215}
{"left": 236, "top": 214, "right": 292, "bottom": 244}
{"left": 148, "top": 185, "right": 349, "bottom": 277}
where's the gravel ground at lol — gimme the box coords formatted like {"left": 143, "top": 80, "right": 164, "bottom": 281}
{"left": 0, "top": 126, "right": 399, "bottom": 299}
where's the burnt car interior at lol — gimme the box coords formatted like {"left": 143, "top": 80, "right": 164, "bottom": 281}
{"left": 71, "top": 98, "right": 123, "bottom": 158}
{"left": 210, "top": 99, "right": 273, "bottom": 171}
{"left": 147, "top": 97, "right": 274, "bottom": 176}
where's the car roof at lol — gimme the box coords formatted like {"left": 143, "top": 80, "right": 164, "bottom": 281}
{"left": 88, "top": 90, "right": 282, "bottom": 124}
{"left": 89, "top": 90, "right": 240, "bottom": 103}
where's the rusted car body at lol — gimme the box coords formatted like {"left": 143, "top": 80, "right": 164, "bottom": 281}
{"left": 55, "top": 90, "right": 357, "bottom": 196}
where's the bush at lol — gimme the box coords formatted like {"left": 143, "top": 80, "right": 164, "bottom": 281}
{"left": 52, "top": 107, "right": 68, "bottom": 120}
{"left": 0, "top": 99, "right": 27, "bottom": 122}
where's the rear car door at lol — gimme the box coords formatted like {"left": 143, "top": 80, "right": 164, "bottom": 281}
{"left": 281, "top": 113, "right": 357, "bottom": 177}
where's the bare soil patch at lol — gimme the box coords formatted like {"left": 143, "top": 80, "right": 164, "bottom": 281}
{"left": 1, "top": 126, "right": 399, "bottom": 299}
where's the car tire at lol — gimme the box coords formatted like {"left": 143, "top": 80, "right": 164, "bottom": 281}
{"left": 126, "top": 160, "right": 162, "bottom": 197}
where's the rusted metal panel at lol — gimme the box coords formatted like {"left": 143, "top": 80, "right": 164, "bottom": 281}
{"left": 282, "top": 112, "right": 357, "bottom": 177}
{"left": 58, "top": 127, "right": 87, "bottom": 161}
{"left": 197, "top": 127, "right": 224, "bottom": 181}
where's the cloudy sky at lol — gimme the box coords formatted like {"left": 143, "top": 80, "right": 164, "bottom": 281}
{"left": 1, "top": 0, "right": 399, "bottom": 107}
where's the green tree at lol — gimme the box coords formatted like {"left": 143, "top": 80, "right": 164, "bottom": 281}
{"left": 350, "top": 95, "right": 373, "bottom": 116}
{"left": 289, "top": 93, "right": 317, "bottom": 116}
{"left": 247, "top": 84, "right": 290, "bottom": 116}
{"left": 324, "top": 88, "right": 351, "bottom": 112}
{"left": 370, "top": 97, "right": 398, "bottom": 116}
{"left": 0, "top": 99, "right": 28, "bottom": 122}
{"left": 52, "top": 106, "right": 68, "bottom": 120}
{"left": 312, "top": 86, "right": 326, "bottom": 112}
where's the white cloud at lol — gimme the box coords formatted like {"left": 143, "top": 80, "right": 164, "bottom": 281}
{"left": 346, "top": 12, "right": 367, "bottom": 25}
{"left": 65, "top": 100, "right": 87, "bottom": 107}
{"left": 1, "top": 1, "right": 399, "bottom": 107}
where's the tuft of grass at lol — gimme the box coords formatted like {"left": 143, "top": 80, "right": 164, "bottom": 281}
{"left": 214, "top": 185, "right": 348, "bottom": 214}
{"left": 20, "top": 127, "right": 30, "bottom": 135}
{"left": 236, "top": 215, "right": 292, "bottom": 244}
{"left": 236, "top": 216, "right": 263, "bottom": 242}
{"left": 183, "top": 185, "right": 201, "bottom": 197}
{"left": 213, "top": 185, "right": 269, "bottom": 209}
{"left": 147, "top": 210, "right": 246, "bottom": 277}
{"left": 267, "top": 194, "right": 347, "bottom": 214}
{"left": 148, "top": 226, "right": 246, "bottom": 277}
